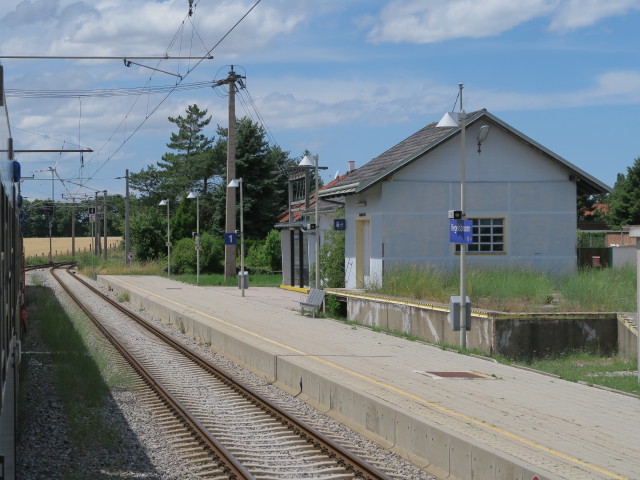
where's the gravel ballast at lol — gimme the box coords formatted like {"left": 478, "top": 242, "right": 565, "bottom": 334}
{"left": 17, "top": 270, "right": 434, "bottom": 479}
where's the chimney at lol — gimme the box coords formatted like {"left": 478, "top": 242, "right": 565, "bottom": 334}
{"left": 348, "top": 160, "right": 355, "bottom": 172}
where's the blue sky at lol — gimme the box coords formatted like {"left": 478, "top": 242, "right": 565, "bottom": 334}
{"left": 1, "top": 0, "right": 639, "bottom": 202}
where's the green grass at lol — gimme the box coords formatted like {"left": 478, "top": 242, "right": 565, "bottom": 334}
{"left": 173, "top": 272, "right": 282, "bottom": 287}
{"left": 508, "top": 351, "right": 639, "bottom": 396}
{"left": 374, "top": 265, "right": 637, "bottom": 312}
{"left": 29, "top": 248, "right": 283, "bottom": 287}
{"left": 23, "top": 285, "right": 135, "bottom": 449}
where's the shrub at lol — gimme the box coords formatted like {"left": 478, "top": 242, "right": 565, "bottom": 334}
{"left": 200, "top": 232, "right": 224, "bottom": 274}
{"left": 172, "top": 238, "right": 196, "bottom": 274}
{"left": 318, "top": 227, "right": 345, "bottom": 288}
{"left": 245, "top": 229, "right": 282, "bottom": 273}
{"left": 130, "top": 208, "right": 165, "bottom": 261}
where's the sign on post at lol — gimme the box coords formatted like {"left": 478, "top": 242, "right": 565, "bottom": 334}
{"left": 449, "top": 219, "right": 473, "bottom": 244}
{"left": 224, "top": 232, "right": 237, "bottom": 245}
{"left": 334, "top": 219, "right": 346, "bottom": 231}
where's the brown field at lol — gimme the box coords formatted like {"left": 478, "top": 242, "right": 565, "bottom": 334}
{"left": 24, "top": 237, "right": 123, "bottom": 258}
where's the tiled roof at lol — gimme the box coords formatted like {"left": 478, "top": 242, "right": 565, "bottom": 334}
{"left": 319, "top": 109, "right": 611, "bottom": 197}
{"left": 276, "top": 171, "right": 349, "bottom": 226}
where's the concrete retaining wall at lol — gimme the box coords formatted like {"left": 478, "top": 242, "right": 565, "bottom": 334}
{"left": 335, "top": 292, "right": 626, "bottom": 360}
{"left": 98, "top": 277, "right": 566, "bottom": 480}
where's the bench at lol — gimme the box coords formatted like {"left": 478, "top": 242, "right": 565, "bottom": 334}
{"left": 298, "top": 288, "right": 325, "bottom": 318}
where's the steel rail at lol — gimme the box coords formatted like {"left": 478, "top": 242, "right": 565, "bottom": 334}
{"left": 50, "top": 266, "right": 254, "bottom": 480}
{"left": 26, "top": 261, "right": 76, "bottom": 271}
{"left": 66, "top": 269, "right": 393, "bottom": 480}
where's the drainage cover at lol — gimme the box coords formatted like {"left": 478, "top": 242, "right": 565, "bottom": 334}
{"left": 415, "top": 371, "right": 493, "bottom": 380}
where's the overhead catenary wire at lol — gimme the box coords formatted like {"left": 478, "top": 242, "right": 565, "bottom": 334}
{"left": 16, "top": 0, "right": 262, "bottom": 200}
{"left": 86, "top": 0, "right": 262, "bottom": 185}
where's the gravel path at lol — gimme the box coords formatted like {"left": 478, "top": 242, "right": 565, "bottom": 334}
{"left": 17, "top": 270, "right": 435, "bottom": 480}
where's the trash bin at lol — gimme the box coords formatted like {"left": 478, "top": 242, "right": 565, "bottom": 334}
{"left": 238, "top": 271, "right": 248, "bottom": 289}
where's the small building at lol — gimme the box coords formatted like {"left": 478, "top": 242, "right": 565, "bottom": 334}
{"left": 319, "top": 109, "right": 611, "bottom": 289}
{"left": 275, "top": 165, "right": 348, "bottom": 288}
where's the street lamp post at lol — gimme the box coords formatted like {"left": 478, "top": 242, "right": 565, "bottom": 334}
{"left": 159, "top": 199, "right": 171, "bottom": 277}
{"left": 228, "top": 178, "right": 245, "bottom": 297}
{"left": 437, "top": 85, "right": 491, "bottom": 350}
{"left": 299, "top": 153, "right": 320, "bottom": 289}
{"left": 187, "top": 191, "right": 200, "bottom": 285}
{"left": 438, "top": 83, "right": 468, "bottom": 349}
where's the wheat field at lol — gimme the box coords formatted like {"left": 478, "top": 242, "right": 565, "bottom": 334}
{"left": 24, "top": 237, "right": 123, "bottom": 258}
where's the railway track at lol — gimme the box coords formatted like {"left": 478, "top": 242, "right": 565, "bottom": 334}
{"left": 51, "top": 265, "right": 394, "bottom": 480}
{"left": 26, "top": 260, "right": 76, "bottom": 271}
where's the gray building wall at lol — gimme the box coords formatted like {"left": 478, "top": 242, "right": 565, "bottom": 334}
{"left": 344, "top": 122, "right": 578, "bottom": 289}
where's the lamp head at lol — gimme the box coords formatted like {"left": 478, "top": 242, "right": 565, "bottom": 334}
{"left": 476, "top": 125, "right": 491, "bottom": 153}
{"left": 187, "top": 192, "right": 197, "bottom": 199}
{"left": 159, "top": 199, "right": 168, "bottom": 206}
{"left": 436, "top": 112, "right": 460, "bottom": 128}
{"left": 299, "top": 154, "right": 314, "bottom": 167}
{"left": 228, "top": 178, "right": 242, "bottom": 188}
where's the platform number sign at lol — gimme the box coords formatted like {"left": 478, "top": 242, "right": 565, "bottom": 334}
{"left": 334, "top": 219, "right": 346, "bottom": 231}
{"left": 224, "top": 232, "right": 237, "bottom": 245}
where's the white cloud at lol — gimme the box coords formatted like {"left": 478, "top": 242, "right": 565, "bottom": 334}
{"left": 549, "top": 0, "right": 640, "bottom": 31}
{"left": 367, "top": 0, "right": 558, "bottom": 44}
{"left": 366, "top": 0, "right": 639, "bottom": 44}
{"left": 1, "top": 0, "right": 304, "bottom": 57}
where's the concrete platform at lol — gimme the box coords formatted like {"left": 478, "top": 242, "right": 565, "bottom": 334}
{"left": 98, "top": 275, "right": 640, "bottom": 480}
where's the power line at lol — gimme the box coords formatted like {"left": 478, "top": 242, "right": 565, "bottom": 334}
{"left": 6, "top": 81, "right": 214, "bottom": 98}
{"left": 85, "top": 0, "right": 262, "bottom": 184}
{"left": 0, "top": 55, "right": 211, "bottom": 60}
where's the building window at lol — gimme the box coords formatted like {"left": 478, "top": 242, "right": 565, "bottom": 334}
{"left": 456, "top": 218, "right": 505, "bottom": 253}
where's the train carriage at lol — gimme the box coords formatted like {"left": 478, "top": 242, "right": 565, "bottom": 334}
{"left": 0, "top": 63, "right": 25, "bottom": 480}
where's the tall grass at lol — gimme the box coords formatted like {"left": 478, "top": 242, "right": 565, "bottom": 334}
{"left": 27, "top": 286, "right": 134, "bottom": 446}
{"left": 374, "top": 265, "right": 636, "bottom": 312}
{"left": 558, "top": 265, "right": 636, "bottom": 312}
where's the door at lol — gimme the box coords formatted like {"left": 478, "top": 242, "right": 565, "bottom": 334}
{"left": 355, "top": 217, "right": 371, "bottom": 288}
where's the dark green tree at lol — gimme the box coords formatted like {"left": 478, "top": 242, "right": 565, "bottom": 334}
{"left": 21, "top": 199, "right": 50, "bottom": 237}
{"left": 606, "top": 158, "right": 640, "bottom": 228}
{"left": 171, "top": 194, "right": 197, "bottom": 240}
{"left": 130, "top": 104, "right": 224, "bottom": 207}
{"left": 129, "top": 165, "right": 164, "bottom": 206}
{"left": 210, "top": 118, "right": 296, "bottom": 239}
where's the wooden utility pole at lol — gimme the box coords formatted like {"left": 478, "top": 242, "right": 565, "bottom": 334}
{"left": 94, "top": 193, "right": 100, "bottom": 256}
{"left": 103, "top": 190, "right": 108, "bottom": 260}
{"left": 214, "top": 66, "right": 245, "bottom": 281}
{"left": 125, "top": 169, "right": 130, "bottom": 266}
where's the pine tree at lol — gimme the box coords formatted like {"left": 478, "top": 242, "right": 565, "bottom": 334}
{"left": 606, "top": 157, "right": 640, "bottom": 228}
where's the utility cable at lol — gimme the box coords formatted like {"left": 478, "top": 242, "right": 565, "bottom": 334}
{"left": 85, "top": 0, "right": 262, "bottom": 184}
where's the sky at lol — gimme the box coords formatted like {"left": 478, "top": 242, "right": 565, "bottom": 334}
{"left": 1, "top": 0, "right": 639, "bottom": 203}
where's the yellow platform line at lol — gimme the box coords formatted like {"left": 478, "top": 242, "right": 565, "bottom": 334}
{"left": 106, "top": 276, "right": 629, "bottom": 480}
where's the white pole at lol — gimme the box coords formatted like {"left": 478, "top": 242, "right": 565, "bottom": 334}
{"left": 459, "top": 82, "right": 467, "bottom": 350}
{"left": 314, "top": 154, "right": 320, "bottom": 289}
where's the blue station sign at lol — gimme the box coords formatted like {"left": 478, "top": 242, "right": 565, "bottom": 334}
{"left": 224, "top": 232, "right": 237, "bottom": 245}
{"left": 334, "top": 219, "right": 346, "bottom": 231}
{"left": 449, "top": 219, "right": 473, "bottom": 244}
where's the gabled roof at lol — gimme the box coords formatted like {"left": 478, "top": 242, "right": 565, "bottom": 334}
{"left": 276, "top": 171, "right": 348, "bottom": 228}
{"left": 319, "top": 109, "right": 611, "bottom": 198}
